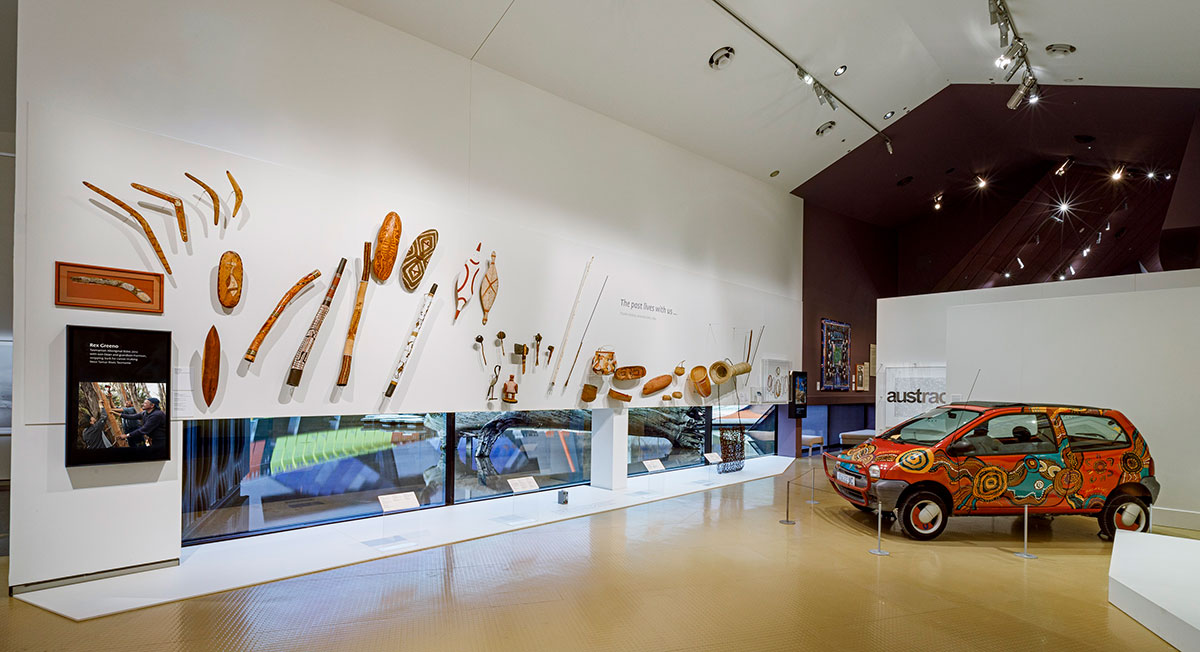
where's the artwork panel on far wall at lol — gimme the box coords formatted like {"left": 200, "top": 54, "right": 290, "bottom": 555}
{"left": 820, "top": 318, "right": 851, "bottom": 391}
{"left": 55, "top": 261, "right": 164, "bottom": 314}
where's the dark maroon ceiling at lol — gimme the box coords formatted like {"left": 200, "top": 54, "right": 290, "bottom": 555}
{"left": 795, "top": 84, "right": 1200, "bottom": 228}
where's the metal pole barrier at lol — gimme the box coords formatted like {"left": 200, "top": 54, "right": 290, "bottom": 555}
{"left": 869, "top": 506, "right": 889, "bottom": 556}
{"left": 780, "top": 479, "right": 795, "bottom": 525}
{"left": 806, "top": 460, "right": 819, "bottom": 505}
{"left": 1014, "top": 504, "right": 1037, "bottom": 559}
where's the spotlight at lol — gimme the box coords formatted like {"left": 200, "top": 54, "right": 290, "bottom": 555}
{"left": 1007, "top": 73, "right": 1036, "bottom": 110}
{"left": 1054, "top": 158, "right": 1072, "bottom": 176}
{"left": 1166, "top": 173, "right": 1173, "bottom": 180}
{"left": 1147, "top": 171, "right": 1157, "bottom": 179}
{"left": 1017, "top": 257, "right": 1024, "bottom": 269}
{"left": 834, "top": 65, "right": 847, "bottom": 76}
{"left": 934, "top": 193, "right": 944, "bottom": 210}
{"left": 1106, "top": 222, "right": 1111, "bottom": 231}
{"left": 996, "top": 39, "right": 1025, "bottom": 70}
{"left": 1003, "top": 56, "right": 1026, "bottom": 82}
{"left": 1097, "top": 232, "right": 1102, "bottom": 243}
{"left": 798, "top": 69, "right": 814, "bottom": 85}
{"left": 975, "top": 175, "right": 988, "bottom": 188}
{"left": 885, "top": 139, "right": 894, "bottom": 155}
{"left": 813, "top": 82, "right": 838, "bottom": 111}
{"left": 1057, "top": 201, "right": 1070, "bottom": 213}
{"left": 1083, "top": 247, "right": 1090, "bottom": 257}
{"left": 1059, "top": 274, "right": 1066, "bottom": 281}
{"left": 1111, "top": 166, "right": 1125, "bottom": 181}
{"left": 1004, "top": 272, "right": 1011, "bottom": 278}
{"left": 1069, "top": 265, "right": 1076, "bottom": 275}
{"left": 1027, "top": 92, "right": 1039, "bottom": 105}
{"left": 884, "top": 111, "right": 895, "bottom": 120}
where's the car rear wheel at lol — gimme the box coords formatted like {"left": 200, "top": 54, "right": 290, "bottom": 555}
{"left": 1099, "top": 493, "right": 1150, "bottom": 540}
{"left": 899, "top": 490, "right": 949, "bottom": 541}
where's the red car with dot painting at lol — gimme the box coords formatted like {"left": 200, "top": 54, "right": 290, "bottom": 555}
{"left": 822, "top": 402, "right": 1158, "bottom": 540}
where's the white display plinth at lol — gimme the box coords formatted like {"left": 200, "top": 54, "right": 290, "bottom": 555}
{"left": 1108, "top": 531, "right": 1200, "bottom": 651}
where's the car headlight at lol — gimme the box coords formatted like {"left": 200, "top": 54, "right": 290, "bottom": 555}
{"left": 868, "top": 464, "right": 881, "bottom": 479}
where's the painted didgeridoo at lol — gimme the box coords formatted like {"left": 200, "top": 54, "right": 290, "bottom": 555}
{"left": 384, "top": 283, "right": 438, "bottom": 398}
{"left": 244, "top": 269, "right": 322, "bottom": 363}
{"left": 454, "top": 242, "right": 483, "bottom": 322}
{"left": 130, "top": 182, "right": 188, "bottom": 243}
{"left": 337, "top": 242, "right": 372, "bottom": 386}
{"left": 286, "top": 258, "right": 347, "bottom": 387}
{"left": 202, "top": 326, "right": 220, "bottom": 407}
{"left": 82, "top": 181, "right": 172, "bottom": 274}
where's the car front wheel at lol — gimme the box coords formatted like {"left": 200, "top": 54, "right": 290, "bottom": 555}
{"left": 899, "top": 490, "right": 949, "bottom": 540}
{"left": 1099, "top": 493, "right": 1151, "bottom": 539}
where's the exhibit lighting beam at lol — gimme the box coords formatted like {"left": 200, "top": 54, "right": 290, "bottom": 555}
{"left": 709, "top": 0, "right": 893, "bottom": 154}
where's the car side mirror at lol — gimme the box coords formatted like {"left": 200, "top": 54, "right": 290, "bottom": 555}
{"left": 948, "top": 439, "right": 974, "bottom": 457}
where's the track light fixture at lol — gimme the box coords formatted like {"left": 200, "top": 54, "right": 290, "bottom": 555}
{"left": 988, "top": 1, "right": 1039, "bottom": 109}
{"left": 1017, "top": 257, "right": 1024, "bottom": 269}
{"left": 1054, "top": 158, "right": 1072, "bottom": 176}
{"left": 798, "top": 68, "right": 814, "bottom": 85}
{"left": 1069, "top": 265, "right": 1076, "bottom": 276}
{"left": 813, "top": 82, "right": 838, "bottom": 111}
{"left": 934, "top": 193, "right": 944, "bottom": 210}
{"left": 1147, "top": 171, "right": 1157, "bottom": 179}
{"left": 1083, "top": 247, "right": 1090, "bottom": 257}
{"left": 1111, "top": 166, "right": 1125, "bottom": 181}
{"left": 975, "top": 175, "right": 988, "bottom": 189}
{"left": 989, "top": 0, "right": 1011, "bottom": 47}
{"left": 1007, "top": 73, "right": 1037, "bottom": 110}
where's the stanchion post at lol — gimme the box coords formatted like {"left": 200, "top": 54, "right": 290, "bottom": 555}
{"left": 868, "top": 506, "right": 890, "bottom": 556}
{"left": 806, "top": 461, "right": 819, "bottom": 505}
{"left": 1014, "top": 504, "right": 1037, "bottom": 559}
{"left": 780, "top": 479, "right": 795, "bottom": 525}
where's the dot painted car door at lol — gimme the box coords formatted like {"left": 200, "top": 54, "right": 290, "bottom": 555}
{"left": 947, "top": 411, "right": 1067, "bottom": 513}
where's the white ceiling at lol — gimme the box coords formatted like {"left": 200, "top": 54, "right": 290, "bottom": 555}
{"left": 332, "top": 0, "right": 1200, "bottom": 191}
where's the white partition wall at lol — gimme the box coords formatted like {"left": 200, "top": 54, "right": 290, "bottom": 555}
{"left": 877, "top": 269, "right": 1200, "bottom": 529}
{"left": 11, "top": 1, "right": 803, "bottom": 588}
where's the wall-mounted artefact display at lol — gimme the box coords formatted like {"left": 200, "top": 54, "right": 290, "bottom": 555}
{"left": 761, "top": 358, "right": 791, "bottom": 402}
{"left": 690, "top": 365, "right": 712, "bottom": 397}
{"left": 789, "top": 370, "right": 808, "bottom": 419}
{"left": 65, "top": 325, "right": 171, "bottom": 467}
{"left": 546, "top": 345, "right": 554, "bottom": 366}
{"left": 709, "top": 359, "right": 733, "bottom": 386}
{"left": 501, "top": 375, "right": 518, "bottom": 403}
{"left": 718, "top": 427, "right": 746, "bottom": 473}
{"left": 641, "top": 374, "right": 671, "bottom": 396}
{"left": 565, "top": 275, "right": 609, "bottom": 388}
{"left": 244, "top": 269, "right": 322, "bottom": 363}
{"left": 130, "top": 182, "right": 188, "bottom": 242}
{"left": 287, "top": 258, "right": 347, "bottom": 387}
{"left": 55, "top": 262, "right": 164, "bottom": 314}
{"left": 819, "top": 318, "right": 851, "bottom": 391}
{"left": 385, "top": 283, "right": 438, "bottom": 398}
{"left": 496, "top": 331, "right": 506, "bottom": 355}
{"left": 400, "top": 229, "right": 438, "bottom": 291}
{"left": 534, "top": 333, "right": 542, "bottom": 366}
{"left": 217, "top": 251, "right": 243, "bottom": 309}
{"left": 486, "top": 365, "right": 501, "bottom": 401}
{"left": 372, "top": 212, "right": 402, "bottom": 282}
{"left": 82, "top": 181, "right": 173, "bottom": 274}
{"left": 548, "top": 257, "right": 593, "bottom": 389}
{"left": 226, "top": 170, "right": 243, "bottom": 218}
{"left": 581, "top": 383, "right": 598, "bottom": 402}
{"left": 614, "top": 365, "right": 645, "bottom": 381}
{"left": 337, "top": 242, "right": 372, "bottom": 386}
{"left": 513, "top": 343, "right": 528, "bottom": 373}
{"left": 474, "top": 335, "right": 487, "bottom": 365}
{"left": 672, "top": 391, "right": 683, "bottom": 399}
{"left": 201, "top": 326, "right": 220, "bottom": 407}
{"left": 674, "top": 361, "right": 686, "bottom": 376}
{"left": 591, "top": 349, "right": 616, "bottom": 376}
{"left": 479, "top": 251, "right": 499, "bottom": 325}
{"left": 454, "top": 242, "right": 483, "bottom": 322}
{"left": 607, "top": 388, "right": 632, "bottom": 402}
{"left": 184, "top": 172, "right": 221, "bottom": 226}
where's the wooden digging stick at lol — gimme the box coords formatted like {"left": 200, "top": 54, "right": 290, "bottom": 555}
{"left": 337, "top": 242, "right": 372, "bottom": 386}
{"left": 83, "top": 181, "right": 172, "bottom": 274}
{"left": 244, "top": 269, "right": 322, "bottom": 363}
{"left": 548, "top": 256, "right": 593, "bottom": 389}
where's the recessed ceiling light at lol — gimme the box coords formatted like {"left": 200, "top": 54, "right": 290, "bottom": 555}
{"left": 834, "top": 65, "right": 847, "bottom": 76}
{"left": 709, "top": 46, "right": 735, "bottom": 70}
{"left": 975, "top": 175, "right": 988, "bottom": 188}
{"left": 1059, "top": 274, "right": 1066, "bottom": 281}
{"left": 769, "top": 170, "right": 780, "bottom": 178}
{"left": 1165, "top": 173, "right": 1173, "bottom": 180}
{"left": 884, "top": 111, "right": 895, "bottom": 120}
{"left": 815, "top": 120, "right": 836, "bottom": 136}
{"left": 1058, "top": 202, "right": 1070, "bottom": 213}
{"left": 1147, "top": 171, "right": 1156, "bottom": 179}
{"left": 1004, "top": 272, "right": 1011, "bottom": 278}
{"left": 1045, "top": 43, "right": 1077, "bottom": 58}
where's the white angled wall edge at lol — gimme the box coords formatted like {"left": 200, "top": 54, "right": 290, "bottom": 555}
{"left": 12, "top": 0, "right": 803, "bottom": 588}
{"left": 1108, "top": 530, "right": 1200, "bottom": 652}
{"left": 590, "top": 408, "right": 629, "bottom": 491}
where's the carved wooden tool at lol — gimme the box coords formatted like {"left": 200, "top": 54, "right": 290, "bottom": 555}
{"left": 185, "top": 173, "right": 221, "bottom": 226}
{"left": 475, "top": 335, "right": 487, "bottom": 365}
{"left": 83, "top": 181, "right": 172, "bottom": 274}
{"left": 337, "top": 242, "right": 371, "bottom": 386}
{"left": 130, "top": 182, "right": 188, "bottom": 243}
{"left": 607, "top": 388, "right": 632, "bottom": 402}
{"left": 287, "top": 258, "right": 347, "bottom": 387}
{"left": 226, "top": 171, "right": 243, "bottom": 218}
{"left": 546, "top": 345, "right": 554, "bottom": 365}
{"left": 202, "top": 326, "right": 220, "bottom": 407}
{"left": 401, "top": 229, "right": 438, "bottom": 291}
{"left": 454, "top": 242, "right": 483, "bottom": 322}
{"left": 513, "top": 343, "right": 529, "bottom": 373}
{"left": 496, "top": 331, "right": 506, "bottom": 355}
{"left": 479, "top": 251, "right": 498, "bottom": 325}
{"left": 549, "top": 257, "right": 592, "bottom": 390}
{"left": 69, "top": 276, "right": 152, "bottom": 303}
{"left": 534, "top": 333, "right": 542, "bottom": 367}
{"left": 641, "top": 374, "right": 671, "bottom": 396}
{"left": 372, "top": 211, "right": 402, "bottom": 282}
{"left": 581, "top": 384, "right": 598, "bottom": 402}
{"left": 614, "top": 366, "right": 646, "bottom": 381}
{"left": 385, "top": 283, "right": 437, "bottom": 398}
{"left": 218, "top": 251, "right": 243, "bottom": 309}
{"left": 244, "top": 269, "right": 322, "bottom": 363}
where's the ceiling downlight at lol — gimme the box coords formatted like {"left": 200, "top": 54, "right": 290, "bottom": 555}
{"left": 709, "top": 46, "right": 735, "bottom": 70}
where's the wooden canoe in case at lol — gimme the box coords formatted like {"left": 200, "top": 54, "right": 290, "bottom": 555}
{"left": 372, "top": 212, "right": 402, "bottom": 282}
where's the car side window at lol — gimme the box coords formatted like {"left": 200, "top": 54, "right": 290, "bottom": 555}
{"left": 1060, "top": 414, "right": 1130, "bottom": 452}
{"left": 960, "top": 413, "right": 1057, "bottom": 456}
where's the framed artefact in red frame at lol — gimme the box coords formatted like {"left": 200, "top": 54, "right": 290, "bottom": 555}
{"left": 55, "top": 261, "right": 164, "bottom": 314}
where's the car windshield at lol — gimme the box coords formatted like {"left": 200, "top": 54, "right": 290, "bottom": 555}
{"left": 881, "top": 407, "right": 981, "bottom": 446}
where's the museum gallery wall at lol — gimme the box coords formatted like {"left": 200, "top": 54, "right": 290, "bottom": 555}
{"left": 10, "top": 0, "right": 803, "bottom": 587}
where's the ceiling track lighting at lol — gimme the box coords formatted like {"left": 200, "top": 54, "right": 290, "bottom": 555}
{"left": 709, "top": 0, "right": 894, "bottom": 155}
{"left": 933, "top": 193, "right": 944, "bottom": 210}
{"left": 988, "top": 1, "right": 1040, "bottom": 109}
{"left": 1054, "top": 158, "right": 1073, "bottom": 176}
{"left": 1111, "top": 165, "right": 1125, "bottom": 181}
{"left": 1007, "top": 73, "right": 1037, "bottom": 110}
{"left": 975, "top": 175, "right": 988, "bottom": 189}
{"left": 1017, "top": 257, "right": 1024, "bottom": 269}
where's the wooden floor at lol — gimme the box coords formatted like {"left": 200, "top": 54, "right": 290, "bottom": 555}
{"left": 1, "top": 460, "right": 1175, "bottom": 651}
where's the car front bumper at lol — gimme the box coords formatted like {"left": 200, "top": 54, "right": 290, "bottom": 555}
{"left": 1142, "top": 476, "right": 1161, "bottom": 503}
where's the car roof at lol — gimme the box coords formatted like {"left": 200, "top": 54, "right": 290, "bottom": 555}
{"left": 944, "top": 401, "right": 1107, "bottom": 411}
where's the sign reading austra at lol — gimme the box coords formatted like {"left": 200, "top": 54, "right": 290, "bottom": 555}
{"left": 878, "top": 365, "right": 947, "bottom": 430}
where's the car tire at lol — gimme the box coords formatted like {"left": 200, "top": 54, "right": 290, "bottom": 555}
{"left": 899, "top": 490, "right": 949, "bottom": 541}
{"left": 1099, "top": 493, "right": 1151, "bottom": 539}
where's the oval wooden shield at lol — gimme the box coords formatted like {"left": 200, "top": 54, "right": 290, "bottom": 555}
{"left": 372, "top": 212, "right": 402, "bottom": 282}
{"left": 401, "top": 229, "right": 439, "bottom": 291}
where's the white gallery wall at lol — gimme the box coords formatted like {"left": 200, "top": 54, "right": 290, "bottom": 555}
{"left": 878, "top": 269, "right": 1200, "bottom": 529}
{"left": 11, "top": 0, "right": 803, "bottom": 587}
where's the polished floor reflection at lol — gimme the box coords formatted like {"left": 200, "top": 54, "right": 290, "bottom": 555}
{"left": 2, "top": 459, "right": 1175, "bottom": 650}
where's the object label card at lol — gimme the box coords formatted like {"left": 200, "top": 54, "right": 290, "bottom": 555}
{"left": 378, "top": 492, "right": 420, "bottom": 512}
{"left": 507, "top": 476, "right": 539, "bottom": 493}
{"left": 642, "top": 459, "right": 665, "bottom": 472}
{"left": 703, "top": 453, "right": 722, "bottom": 464}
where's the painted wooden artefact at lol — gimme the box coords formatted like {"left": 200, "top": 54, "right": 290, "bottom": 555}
{"left": 454, "top": 242, "right": 483, "bottom": 321}
{"left": 690, "top": 365, "right": 712, "bottom": 397}
{"left": 287, "top": 258, "right": 347, "bottom": 387}
{"left": 217, "top": 251, "right": 243, "bottom": 309}
{"left": 401, "top": 229, "right": 439, "bottom": 291}
{"left": 185, "top": 172, "right": 221, "bottom": 226}
{"left": 202, "top": 326, "right": 220, "bottom": 407}
{"left": 607, "top": 388, "right": 632, "bottom": 402}
{"left": 581, "top": 384, "right": 598, "bottom": 402}
{"left": 641, "top": 374, "right": 671, "bottom": 396}
{"left": 244, "top": 269, "right": 322, "bottom": 363}
{"left": 226, "top": 170, "right": 243, "bottom": 218}
{"left": 479, "top": 251, "right": 499, "bottom": 325}
{"left": 614, "top": 366, "right": 646, "bottom": 381}
{"left": 130, "top": 182, "right": 188, "bottom": 242}
{"left": 337, "top": 242, "right": 372, "bottom": 386}
{"left": 82, "top": 181, "right": 172, "bottom": 274}
{"left": 372, "top": 212, "right": 402, "bottom": 282}
{"left": 385, "top": 283, "right": 438, "bottom": 398}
